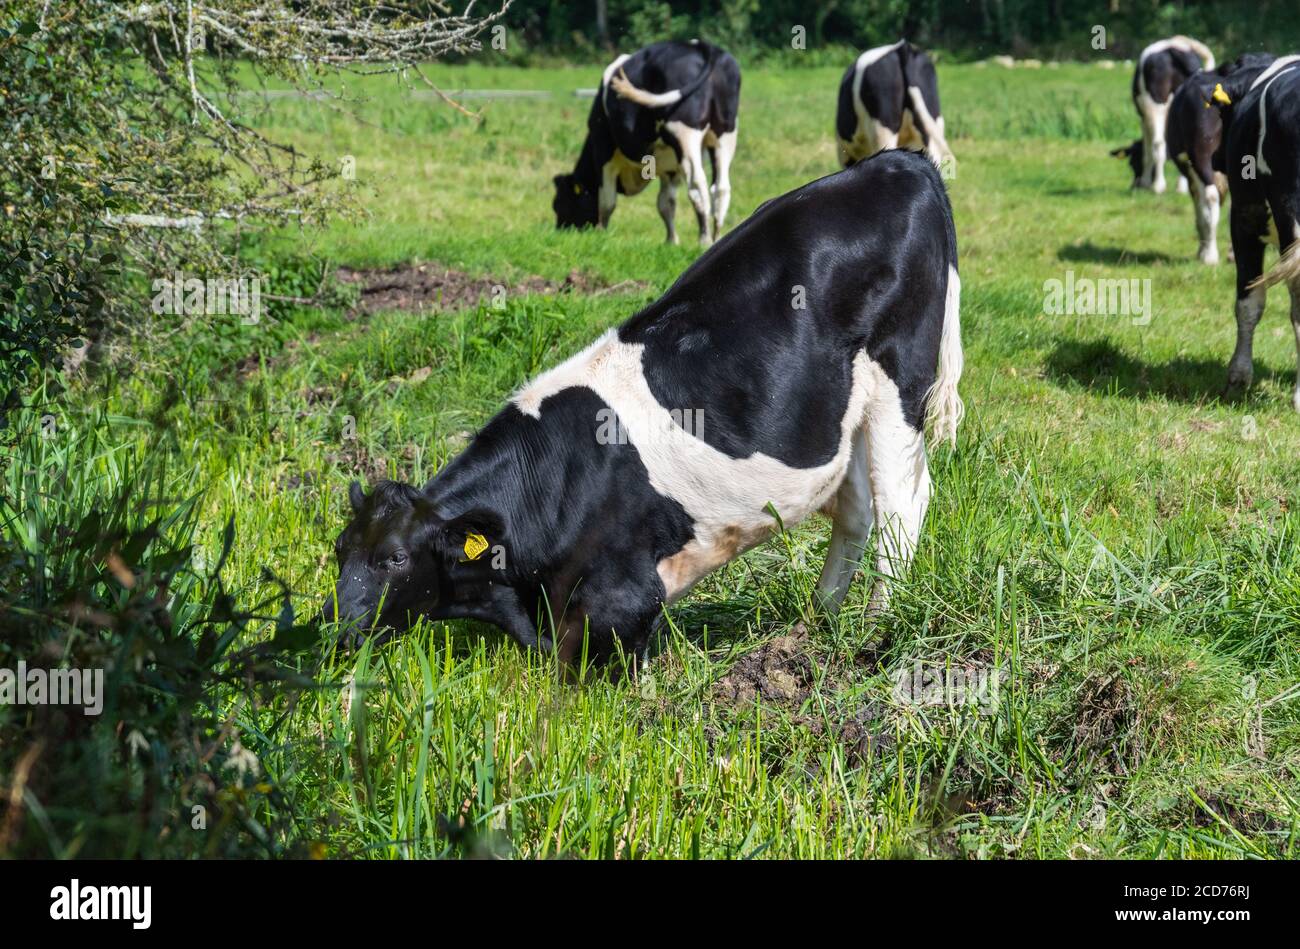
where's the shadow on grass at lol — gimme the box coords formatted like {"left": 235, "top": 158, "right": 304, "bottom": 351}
{"left": 1044, "top": 337, "right": 1288, "bottom": 403}
{"left": 1057, "top": 241, "right": 1178, "bottom": 266}
{"left": 1043, "top": 185, "right": 1121, "bottom": 198}
{"left": 655, "top": 595, "right": 765, "bottom": 654}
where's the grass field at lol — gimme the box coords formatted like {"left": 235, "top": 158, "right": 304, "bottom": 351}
{"left": 57, "top": 59, "right": 1300, "bottom": 858}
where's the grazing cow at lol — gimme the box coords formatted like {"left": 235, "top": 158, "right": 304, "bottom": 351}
{"left": 1162, "top": 54, "right": 1276, "bottom": 264}
{"left": 836, "top": 40, "right": 954, "bottom": 168}
{"left": 552, "top": 39, "right": 741, "bottom": 247}
{"left": 1117, "top": 36, "right": 1215, "bottom": 193}
{"left": 329, "top": 150, "right": 963, "bottom": 667}
{"left": 1223, "top": 56, "right": 1300, "bottom": 408}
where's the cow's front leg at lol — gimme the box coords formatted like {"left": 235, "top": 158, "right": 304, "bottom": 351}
{"left": 816, "top": 428, "right": 874, "bottom": 614}
{"left": 599, "top": 164, "right": 619, "bottom": 228}
{"left": 1227, "top": 201, "right": 1270, "bottom": 391}
{"left": 541, "top": 559, "right": 662, "bottom": 676}
{"left": 546, "top": 604, "right": 658, "bottom": 678}
{"left": 1289, "top": 281, "right": 1300, "bottom": 413}
{"left": 657, "top": 170, "right": 680, "bottom": 245}
{"left": 668, "top": 122, "right": 712, "bottom": 247}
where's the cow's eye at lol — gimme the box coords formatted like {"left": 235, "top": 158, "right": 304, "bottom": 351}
{"left": 388, "top": 550, "right": 408, "bottom": 567}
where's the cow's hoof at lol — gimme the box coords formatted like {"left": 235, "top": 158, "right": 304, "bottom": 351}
{"left": 1292, "top": 389, "right": 1300, "bottom": 414}
{"left": 1224, "top": 369, "right": 1253, "bottom": 396}
{"left": 1152, "top": 181, "right": 1167, "bottom": 195}
{"left": 1199, "top": 249, "right": 1219, "bottom": 266}
{"left": 1176, "top": 177, "right": 1189, "bottom": 195}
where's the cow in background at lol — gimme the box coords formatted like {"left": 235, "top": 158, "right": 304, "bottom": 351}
{"left": 1163, "top": 53, "right": 1276, "bottom": 264}
{"left": 552, "top": 40, "right": 741, "bottom": 247}
{"left": 835, "top": 41, "right": 954, "bottom": 169}
{"left": 1114, "top": 36, "right": 1216, "bottom": 193}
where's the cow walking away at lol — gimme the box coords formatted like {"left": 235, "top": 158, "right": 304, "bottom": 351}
{"left": 1223, "top": 56, "right": 1300, "bottom": 408}
{"left": 1162, "top": 54, "right": 1275, "bottom": 264}
{"left": 835, "top": 40, "right": 953, "bottom": 168}
{"left": 330, "top": 150, "right": 963, "bottom": 668}
{"left": 552, "top": 39, "right": 741, "bottom": 247}
{"left": 1118, "top": 35, "right": 1215, "bottom": 193}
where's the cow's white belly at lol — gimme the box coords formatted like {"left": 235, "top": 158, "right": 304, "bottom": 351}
{"left": 513, "top": 331, "right": 881, "bottom": 601}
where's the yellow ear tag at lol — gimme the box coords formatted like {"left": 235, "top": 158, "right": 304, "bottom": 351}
{"left": 1212, "top": 83, "right": 1232, "bottom": 105}
{"left": 463, "top": 532, "right": 489, "bottom": 561}
{"left": 573, "top": 183, "right": 581, "bottom": 195}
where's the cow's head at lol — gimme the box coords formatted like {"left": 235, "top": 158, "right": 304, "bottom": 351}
{"left": 323, "top": 480, "right": 444, "bottom": 644}
{"left": 1109, "top": 140, "right": 1143, "bottom": 187}
{"left": 323, "top": 480, "right": 509, "bottom": 647}
{"left": 553, "top": 173, "right": 599, "bottom": 229}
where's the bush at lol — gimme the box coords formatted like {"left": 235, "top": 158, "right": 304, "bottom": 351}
{"left": 0, "top": 390, "right": 319, "bottom": 857}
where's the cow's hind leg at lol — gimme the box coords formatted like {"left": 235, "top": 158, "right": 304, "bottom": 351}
{"left": 1226, "top": 200, "right": 1271, "bottom": 391}
{"left": 1186, "top": 160, "right": 1220, "bottom": 264}
{"left": 816, "top": 427, "right": 874, "bottom": 613}
{"left": 657, "top": 171, "right": 680, "bottom": 245}
{"left": 1138, "top": 99, "right": 1170, "bottom": 193}
{"left": 667, "top": 121, "right": 713, "bottom": 247}
{"left": 864, "top": 398, "right": 931, "bottom": 616}
{"left": 707, "top": 127, "right": 737, "bottom": 239}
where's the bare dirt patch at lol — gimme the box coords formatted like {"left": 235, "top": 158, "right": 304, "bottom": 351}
{"left": 336, "top": 263, "right": 647, "bottom": 315}
{"left": 711, "top": 627, "right": 816, "bottom": 707}
{"left": 1070, "top": 671, "right": 1142, "bottom": 776}
{"left": 709, "top": 622, "right": 897, "bottom": 766}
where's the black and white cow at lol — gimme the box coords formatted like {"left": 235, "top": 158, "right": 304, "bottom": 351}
{"left": 1119, "top": 36, "right": 1216, "bottom": 193}
{"left": 329, "top": 150, "right": 963, "bottom": 667}
{"left": 1223, "top": 55, "right": 1300, "bottom": 408}
{"left": 552, "top": 40, "right": 741, "bottom": 247}
{"left": 1162, "top": 54, "right": 1276, "bottom": 264}
{"left": 835, "top": 40, "right": 953, "bottom": 168}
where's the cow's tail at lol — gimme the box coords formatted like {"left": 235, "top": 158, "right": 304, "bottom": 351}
{"left": 1249, "top": 239, "right": 1300, "bottom": 291}
{"left": 1176, "top": 35, "right": 1216, "bottom": 71}
{"left": 902, "top": 47, "right": 955, "bottom": 167}
{"left": 609, "top": 40, "right": 718, "bottom": 110}
{"left": 925, "top": 264, "right": 964, "bottom": 447}
{"left": 906, "top": 85, "right": 955, "bottom": 166}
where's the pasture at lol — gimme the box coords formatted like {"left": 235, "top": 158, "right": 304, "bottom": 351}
{"left": 60, "top": 59, "right": 1300, "bottom": 858}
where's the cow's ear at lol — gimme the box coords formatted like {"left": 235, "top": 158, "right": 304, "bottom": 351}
{"left": 436, "top": 508, "right": 507, "bottom": 569}
{"left": 348, "top": 480, "right": 365, "bottom": 512}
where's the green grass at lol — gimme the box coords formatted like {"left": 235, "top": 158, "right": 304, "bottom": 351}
{"left": 53, "top": 60, "right": 1300, "bottom": 857}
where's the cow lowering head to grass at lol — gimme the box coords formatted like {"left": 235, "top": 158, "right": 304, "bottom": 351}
{"left": 1222, "top": 55, "right": 1300, "bottom": 408}
{"left": 835, "top": 40, "right": 954, "bottom": 169}
{"left": 1111, "top": 35, "right": 1215, "bottom": 194}
{"left": 552, "top": 39, "right": 741, "bottom": 247}
{"left": 329, "top": 149, "right": 962, "bottom": 669}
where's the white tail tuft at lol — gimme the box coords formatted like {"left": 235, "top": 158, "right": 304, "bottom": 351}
{"left": 1248, "top": 239, "right": 1300, "bottom": 291}
{"left": 925, "top": 266, "right": 964, "bottom": 447}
